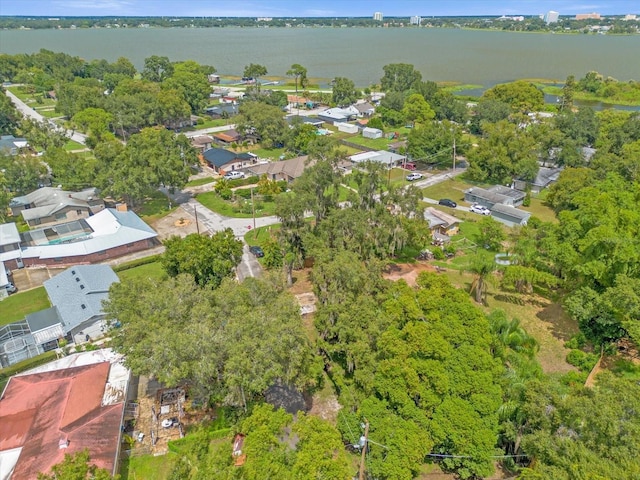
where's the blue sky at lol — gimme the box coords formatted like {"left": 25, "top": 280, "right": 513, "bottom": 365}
{"left": 0, "top": 0, "right": 637, "bottom": 17}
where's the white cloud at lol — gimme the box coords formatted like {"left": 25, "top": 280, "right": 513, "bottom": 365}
{"left": 52, "top": 0, "right": 133, "bottom": 10}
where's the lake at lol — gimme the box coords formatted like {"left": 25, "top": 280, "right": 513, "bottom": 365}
{"left": 1, "top": 27, "right": 639, "bottom": 87}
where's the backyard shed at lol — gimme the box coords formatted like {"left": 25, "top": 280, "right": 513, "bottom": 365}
{"left": 362, "top": 127, "right": 383, "bottom": 139}
{"left": 336, "top": 122, "right": 359, "bottom": 134}
{"left": 490, "top": 204, "right": 531, "bottom": 227}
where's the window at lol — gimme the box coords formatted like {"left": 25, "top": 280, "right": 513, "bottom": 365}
{"left": 81, "top": 304, "right": 86, "bottom": 309}
{"left": 55, "top": 212, "right": 66, "bottom": 220}
{"left": 76, "top": 209, "right": 83, "bottom": 215}
{"left": 75, "top": 277, "right": 80, "bottom": 282}
{"left": 80, "top": 284, "right": 85, "bottom": 290}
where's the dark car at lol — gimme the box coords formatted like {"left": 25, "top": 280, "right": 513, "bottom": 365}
{"left": 438, "top": 198, "right": 457, "bottom": 208}
{"left": 249, "top": 246, "right": 264, "bottom": 258}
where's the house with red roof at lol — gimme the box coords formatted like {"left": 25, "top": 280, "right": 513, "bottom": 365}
{"left": 0, "top": 350, "right": 128, "bottom": 479}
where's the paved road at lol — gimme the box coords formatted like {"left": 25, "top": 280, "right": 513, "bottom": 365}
{"left": 4, "top": 89, "right": 88, "bottom": 145}
{"left": 183, "top": 124, "right": 237, "bottom": 138}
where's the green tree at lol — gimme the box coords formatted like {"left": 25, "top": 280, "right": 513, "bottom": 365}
{"left": 380, "top": 63, "right": 422, "bottom": 92}
{"left": 401, "top": 93, "right": 435, "bottom": 127}
{"left": 331, "top": 76, "right": 358, "bottom": 107}
{"left": 161, "top": 230, "right": 243, "bottom": 288}
{"left": 142, "top": 55, "right": 174, "bottom": 82}
{"left": 37, "top": 449, "right": 116, "bottom": 480}
{"left": 100, "top": 127, "right": 193, "bottom": 205}
{"left": 286, "top": 63, "right": 307, "bottom": 98}
{"left": 0, "top": 87, "right": 20, "bottom": 135}
{"left": 476, "top": 215, "right": 506, "bottom": 251}
{"left": 483, "top": 80, "right": 544, "bottom": 113}
{"left": 243, "top": 63, "right": 268, "bottom": 92}
{"left": 163, "top": 60, "right": 212, "bottom": 114}
{"left": 236, "top": 101, "right": 288, "bottom": 149}
{"left": 467, "top": 252, "right": 497, "bottom": 304}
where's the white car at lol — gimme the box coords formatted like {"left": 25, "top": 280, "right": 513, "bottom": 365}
{"left": 224, "top": 171, "right": 245, "bottom": 180}
{"left": 470, "top": 204, "right": 491, "bottom": 215}
{"left": 406, "top": 173, "right": 423, "bottom": 181}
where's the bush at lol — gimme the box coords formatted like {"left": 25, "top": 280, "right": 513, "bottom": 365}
{"left": 235, "top": 188, "right": 252, "bottom": 199}
{"left": 113, "top": 254, "right": 162, "bottom": 272}
{"left": 523, "top": 192, "right": 531, "bottom": 207}
{"left": 219, "top": 188, "right": 232, "bottom": 200}
{"left": 432, "top": 248, "right": 445, "bottom": 260}
{"left": 564, "top": 332, "right": 587, "bottom": 350}
{"left": 566, "top": 349, "right": 599, "bottom": 372}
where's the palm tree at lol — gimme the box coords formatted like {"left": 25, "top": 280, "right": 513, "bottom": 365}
{"left": 467, "top": 252, "right": 496, "bottom": 304}
{"left": 286, "top": 63, "right": 307, "bottom": 109}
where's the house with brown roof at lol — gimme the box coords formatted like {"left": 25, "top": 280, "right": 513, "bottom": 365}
{"left": 245, "top": 156, "right": 310, "bottom": 183}
{"left": 424, "top": 207, "right": 460, "bottom": 242}
{"left": 190, "top": 135, "right": 214, "bottom": 153}
{"left": 0, "top": 350, "right": 129, "bottom": 479}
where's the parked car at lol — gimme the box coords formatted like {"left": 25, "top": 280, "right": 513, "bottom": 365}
{"left": 249, "top": 246, "right": 264, "bottom": 258}
{"left": 404, "top": 162, "right": 417, "bottom": 171}
{"left": 470, "top": 203, "right": 491, "bottom": 215}
{"left": 224, "top": 171, "right": 245, "bottom": 180}
{"left": 3, "top": 283, "right": 17, "bottom": 294}
{"left": 406, "top": 173, "right": 423, "bottom": 181}
{"left": 438, "top": 198, "right": 457, "bottom": 208}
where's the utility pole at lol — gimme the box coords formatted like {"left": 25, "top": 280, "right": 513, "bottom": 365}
{"left": 452, "top": 132, "right": 457, "bottom": 172}
{"left": 251, "top": 187, "right": 256, "bottom": 237}
{"left": 359, "top": 419, "right": 370, "bottom": 480}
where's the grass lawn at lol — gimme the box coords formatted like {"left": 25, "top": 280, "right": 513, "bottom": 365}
{"left": 186, "top": 118, "right": 231, "bottom": 130}
{"left": 135, "top": 190, "right": 177, "bottom": 223}
{"left": 120, "top": 452, "right": 178, "bottom": 480}
{"left": 117, "top": 262, "right": 166, "bottom": 282}
{"left": 347, "top": 135, "right": 396, "bottom": 151}
{"left": 0, "top": 287, "right": 50, "bottom": 327}
{"left": 64, "top": 140, "right": 86, "bottom": 151}
{"left": 521, "top": 193, "right": 558, "bottom": 224}
{"left": 248, "top": 146, "right": 285, "bottom": 160}
{"left": 435, "top": 268, "right": 578, "bottom": 374}
{"left": 186, "top": 176, "right": 216, "bottom": 187}
{"left": 422, "top": 177, "right": 478, "bottom": 203}
{"left": 37, "top": 109, "right": 63, "bottom": 119}
{"left": 197, "top": 191, "right": 277, "bottom": 218}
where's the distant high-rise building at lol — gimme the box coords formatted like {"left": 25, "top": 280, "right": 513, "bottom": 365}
{"left": 544, "top": 10, "right": 560, "bottom": 24}
{"left": 410, "top": 15, "right": 422, "bottom": 25}
{"left": 623, "top": 14, "right": 637, "bottom": 21}
{"left": 373, "top": 12, "right": 383, "bottom": 21}
{"left": 575, "top": 12, "right": 600, "bottom": 20}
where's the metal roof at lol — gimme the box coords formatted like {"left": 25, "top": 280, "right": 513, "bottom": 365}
{"left": 25, "top": 307, "right": 60, "bottom": 334}
{"left": 0, "top": 223, "right": 20, "bottom": 246}
{"left": 490, "top": 203, "right": 532, "bottom": 220}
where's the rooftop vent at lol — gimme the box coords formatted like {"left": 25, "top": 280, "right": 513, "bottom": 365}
{"left": 58, "top": 438, "right": 69, "bottom": 449}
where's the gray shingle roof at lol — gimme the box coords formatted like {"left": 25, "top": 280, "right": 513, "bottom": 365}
{"left": 25, "top": 307, "right": 61, "bottom": 333}
{"left": 43, "top": 265, "right": 119, "bottom": 332}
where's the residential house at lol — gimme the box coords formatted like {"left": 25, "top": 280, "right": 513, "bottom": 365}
{"left": 513, "top": 166, "right": 563, "bottom": 193}
{"left": 0, "top": 135, "right": 28, "bottom": 156}
{"left": 1, "top": 207, "right": 159, "bottom": 269}
{"left": 245, "top": 156, "right": 310, "bottom": 183}
{"left": 464, "top": 186, "right": 525, "bottom": 208}
{"left": 0, "top": 350, "right": 129, "bottom": 479}
{"left": 490, "top": 204, "right": 531, "bottom": 227}
{"left": 10, "top": 187, "right": 104, "bottom": 228}
{"left": 208, "top": 73, "right": 220, "bottom": 83}
{"left": 43, "top": 265, "right": 119, "bottom": 343}
{"left": 190, "top": 135, "right": 214, "bottom": 153}
{"left": 205, "top": 104, "right": 239, "bottom": 119}
{"left": 286, "top": 115, "right": 325, "bottom": 128}
{"left": 317, "top": 107, "right": 357, "bottom": 125}
{"left": 220, "top": 91, "right": 244, "bottom": 104}
{"left": 354, "top": 101, "right": 375, "bottom": 117}
{"left": 424, "top": 207, "right": 460, "bottom": 243}
{"left": 0, "top": 223, "right": 21, "bottom": 284}
{"left": 213, "top": 129, "right": 243, "bottom": 146}
{"left": 349, "top": 151, "right": 406, "bottom": 168}
{"left": 362, "top": 127, "right": 383, "bottom": 139}
{"left": 0, "top": 265, "right": 120, "bottom": 367}
{"left": 202, "top": 148, "right": 257, "bottom": 174}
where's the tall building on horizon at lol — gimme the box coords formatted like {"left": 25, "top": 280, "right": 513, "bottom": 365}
{"left": 575, "top": 12, "right": 600, "bottom": 20}
{"left": 544, "top": 10, "right": 560, "bottom": 24}
{"left": 410, "top": 15, "right": 422, "bottom": 25}
{"left": 373, "top": 12, "right": 383, "bottom": 21}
